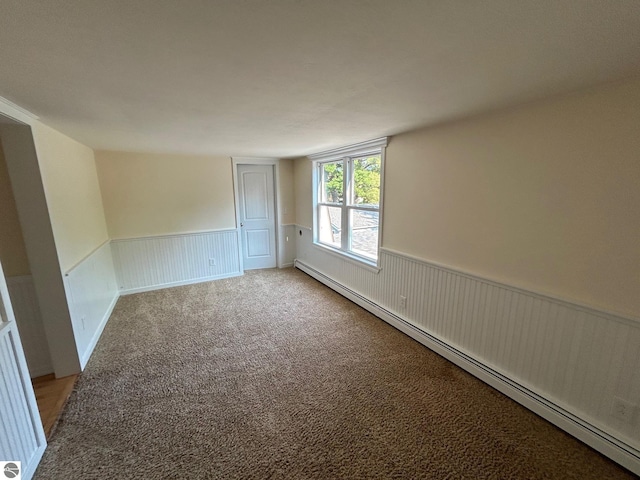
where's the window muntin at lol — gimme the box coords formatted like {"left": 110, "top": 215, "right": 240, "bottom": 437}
{"left": 314, "top": 147, "right": 384, "bottom": 266}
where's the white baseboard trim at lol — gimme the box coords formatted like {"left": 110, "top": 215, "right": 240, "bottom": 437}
{"left": 79, "top": 292, "right": 119, "bottom": 369}
{"left": 23, "top": 443, "right": 46, "bottom": 480}
{"left": 28, "top": 365, "right": 54, "bottom": 379}
{"left": 279, "top": 262, "right": 294, "bottom": 268}
{"left": 295, "top": 259, "right": 640, "bottom": 476}
{"left": 120, "top": 271, "right": 243, "bottom": 296}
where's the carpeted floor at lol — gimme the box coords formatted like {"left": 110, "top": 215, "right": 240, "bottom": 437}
{"left": 35, "top": 268, "right": 635, "bottom": 479}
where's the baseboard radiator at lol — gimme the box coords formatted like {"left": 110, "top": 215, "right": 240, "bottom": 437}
{"left": 294, "top": 227, "right": 640, "bottom": 475}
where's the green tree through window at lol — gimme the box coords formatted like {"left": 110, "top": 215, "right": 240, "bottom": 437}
{"left": 353, "top": 156, "right": 380, "bottom": 206}
{"left": 322, "top": 162, "right": 343, "bottom": 203}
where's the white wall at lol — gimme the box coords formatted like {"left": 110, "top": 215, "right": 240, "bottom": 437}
{"left": 96, "top": 152, "right": 297, "bottom": 291}
{"left": 0, "top": 136, "right": 50, "bottom": 377}
{"left": 32, "top": 123, "right": 109, "bottom": 273}
{"left": 293, "top": 77, "right": 640, "bottom": 474}
{"left": 64, "top": 241, "right": 118, "bottom": 368}
{"left": 95, "top": 151, "right": 242, "bottom": 292}
{"left": 296, "top": 78, "right": 640, "bottom": 319}
{"left": 95, "top": 150, "right": 236, "bottom": 239}
{"left": 0, "top": 123, "right": 80, "bottom": 377}
{"left": 383, "top": 78, "right": 640, "bottom": 319}
{"left": 7, "top": 275, "right": 53, "bottom": 377}
{"left": 279, "top": 158, "right": 296, "bottom": 225}
{"left": 30, "top": 122, "right": 118, "bottom": 374}
{"left": 277, "top": 158, "right": 296, "bottom": 267}
{"left": 293, "top": 157, "right": 312, "bottom": 228}
{"left": 1, "top": 111, "right": 118, "bottom": 378}
{"left": 0, "top": 137, "right": 31, "bottom": 277}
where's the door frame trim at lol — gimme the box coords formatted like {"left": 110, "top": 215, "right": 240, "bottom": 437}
{"left": 231, "top": 157, "right": 282, "bottom": 270}
{"left": 0, "top": 257, "right": 47, "bottom": 479}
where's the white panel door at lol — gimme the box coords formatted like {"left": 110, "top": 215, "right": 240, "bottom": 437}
{"left": 237, "top": 164, "right": 276, "bottom": 270}
{"left": 0, "top": 259, "right": 46, "bottom": 480}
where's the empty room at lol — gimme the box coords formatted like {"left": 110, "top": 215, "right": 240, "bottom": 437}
{"left": 0, "top": 1, "right": 639, "bottom": 479}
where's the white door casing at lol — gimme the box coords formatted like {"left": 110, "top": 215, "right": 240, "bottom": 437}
{"left": 237, "top": 164, "right": 277, "bottom": 270}
{"left": 0, "top": 258, "right": 46, "bottom": 480}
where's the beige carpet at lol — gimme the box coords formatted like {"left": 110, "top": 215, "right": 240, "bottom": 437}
{"left": 35, "top": 268, "right": 635, "bottom": 479}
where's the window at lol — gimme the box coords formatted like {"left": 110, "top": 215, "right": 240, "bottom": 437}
{"left": 310, "top": 137, "right": 387, "bottom": 267}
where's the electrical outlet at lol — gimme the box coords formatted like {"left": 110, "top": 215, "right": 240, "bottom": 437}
{"left": 612, "top": 397, "right": 637, "bottom": 423}
{"left": 399, "top": 295, "right": 407, "bottom": 309}
{"left": 209, "top": 258, "right": 216, "bottom": 267}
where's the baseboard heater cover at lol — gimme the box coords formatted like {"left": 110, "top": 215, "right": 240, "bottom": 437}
{"left": 294, "top": 259, "right": 640, "bottom": 476}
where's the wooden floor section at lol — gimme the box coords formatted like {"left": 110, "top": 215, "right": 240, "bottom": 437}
{"left": 32, "top": 373, "right": 78, "bottom": 438}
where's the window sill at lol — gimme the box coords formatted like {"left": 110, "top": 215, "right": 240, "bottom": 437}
{"left": 312, "top": 242, "right": 382, "bottom": 274}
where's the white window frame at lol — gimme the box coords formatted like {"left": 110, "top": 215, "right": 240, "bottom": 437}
{"left": 310, "top": 137, "right": 388, "bottom": 270}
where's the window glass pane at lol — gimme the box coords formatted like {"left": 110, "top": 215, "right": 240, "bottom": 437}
{"left": 318, "top": 205, "right": 342, "bottom": 248}
{"left": 321, "top": 162, "right": 343, "bottom": 203}
{"left": 350, "top": 209, "right": 379, "bottom": 260}
{"left": 352, "top": 155, "right": 381, "bottom": 207}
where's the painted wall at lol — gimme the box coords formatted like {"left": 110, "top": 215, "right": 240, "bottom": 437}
{"left": 383, "top": 78, "right": 640, "bottom": 319}
{"left": 2, "top": 117, "right": 118, "bottom": 377}
{"left": 32, "top": 123, "right": 109, "bottom": 273}
{"left": 292, "top": 77, "right": 640, "bottom": 471}
{"left": 1, "top": 135, "right": 53, "bottom": 378}
{"left": 0, "top": 123, "right": 81, "bottom": 377}
{"left": 0, "top": 137, "right": 31, "bottom": 277}
{"left": 277, "top": 158, "right": 297, "bottom": 267}
{"left": 279, "top": 158, "right": 296, "bottom": 225}
{"left": 295, "top": 77, "right": 640, "bottom": 319}
{"left": 95, "top": 151, "right": 236, "bottom": 239}
{"left": 293, "top": 157, "right": 312, "bottom": 228}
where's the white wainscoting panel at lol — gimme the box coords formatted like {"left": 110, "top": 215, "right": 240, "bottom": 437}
{"left": 111, "top": 230, "right": 242, "bottom": 295}
{"left": 279, "top": 224, "right": 297, "bottom": 268}
{"left": 294, "top": 225, "right": 640, "bottom": 475}
{"left": 64, "top": 241, "right": 119, "bottom": 369}
{"left": 6, "top": 276, "right": 53, "bottom": 378}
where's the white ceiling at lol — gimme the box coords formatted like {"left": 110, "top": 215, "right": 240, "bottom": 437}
{"left": 1, "top": 0, "right": 639, "bottom": 158}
